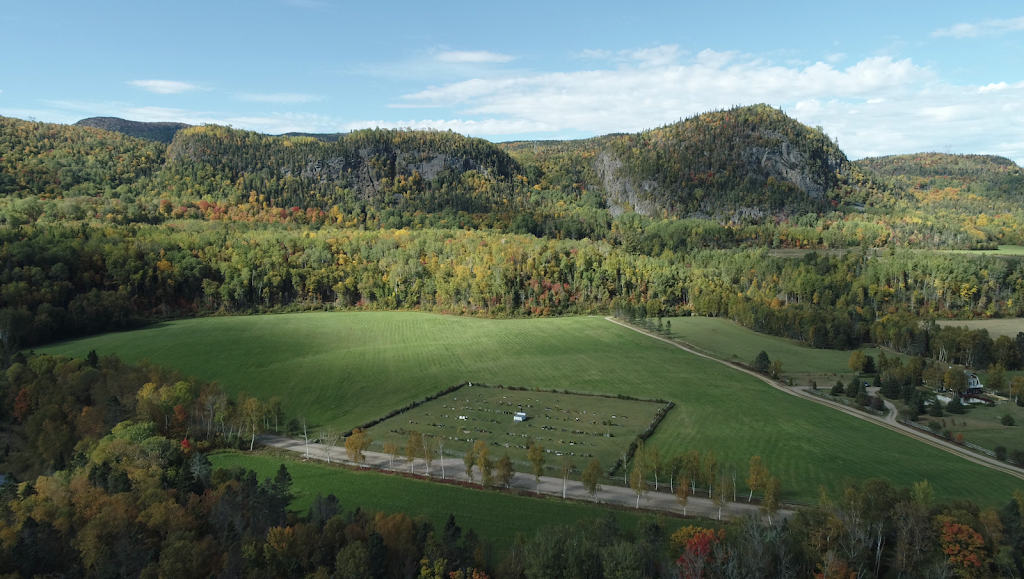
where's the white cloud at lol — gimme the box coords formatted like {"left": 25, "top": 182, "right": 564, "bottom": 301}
{"left": 627, "top": 45, "right": 681, "bottom": 67}
{"left": 127, "top": 80, "right": 201, "bottom": 94}
{"left": 933, "top": 16, "right": 1024, "bottom": 38}
{"left": 576, "top": 49, "right": 612, "bottom": 59}
{"left": 435, "top": 51, "right": 515, "bottom": 63}
{"left": 380, "top": 47, "right": 1023, "bottom": 163}
{"left": 342, "top": 118, "right": 552, "bottom": 135}
{"left": 979, "top": 82, "right": 1009, "bottom": 93}
{"left": 237, "top": 92, "right": 323, "bottom": 104}
{"left": 399, "top": 50, "right": 930, "bottom": 124}
{"left": 826, "top": 53, "right": 846, "bottom": 63}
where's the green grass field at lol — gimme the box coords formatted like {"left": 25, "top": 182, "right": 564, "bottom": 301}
{"left": 208, "top": 450, "right": 685, "bottom": 552}
{"left": 932, "top": 402, "right": 1024, "bottom": 452}
{"left": 662, "top": 316, "right": 904, "bottom": 385}
{"left": 42, "top": 312, "right": 1023, "bottom": 505}
{"left": 935, "top": 318, "right": 1024, "bottom": 339}
{"left": 364, "top": 385, "right": 666, "bottom": 470}
{"left": 943, "top": 245, "right": 1024, "bottom": 256}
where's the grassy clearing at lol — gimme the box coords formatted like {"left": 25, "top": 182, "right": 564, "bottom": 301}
{"left": 943, "top": 245, "right": 1024, "bottom": 256}
{"left": 42, "top": 312, "right": 1024, "bottom": 505}
{"left": 365, "top": 385, "right": 666, "bottom": 470}
{"left": 661, "top": 316, "right": 904, "bottom": 386}
{"left": 208, "top": 450, "right": 684, "bottom": 552}
{"left": 935, "top": 318, "right": 1024, "bottom": 339}
{"left": 926, "top": 402, "right": 1024, "bottom": 452}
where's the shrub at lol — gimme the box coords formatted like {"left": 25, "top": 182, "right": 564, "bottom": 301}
{"left": 1001, "top": 414, "right": 1016, "bottom": 426}
{"left": 1012, "top": 449, "right": 1024, "bottom": 465}
{"left": 946, "top": 397, "right": 965, "bottom": 415}
{"left": 863, "top": 356, "right": 876, "bottom": 374}
{"left": 995, "top": 446, "right": 1007, "bottom": 461}
{"left": 927, "top": 420, "right": 942, "bottom": 432}
{"left": 928, "top": 401, "right": 944, "bottom": 417}
{"left": 830, "top": 381, "right": 845, "bottom": 396}
{"left": 753, "top": 351, "right": 770, "bottom": 374}
{"left": 855, "top": 391, "right": 868, "bottom": 407}
{"left": 846, "top": 381, "right": 860, "bottom": 398}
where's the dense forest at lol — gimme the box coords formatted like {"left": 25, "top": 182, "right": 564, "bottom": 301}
{"left": 2, "top": 110, "right": 1024, "bottom": 358}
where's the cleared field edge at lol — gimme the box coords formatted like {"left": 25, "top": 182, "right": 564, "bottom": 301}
{"left": 341, "top": 381, "right": 468, "bottom": 436}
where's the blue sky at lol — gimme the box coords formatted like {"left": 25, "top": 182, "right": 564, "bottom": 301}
{"left": 2, "top": 0, "right": 1022, "bottom": 161}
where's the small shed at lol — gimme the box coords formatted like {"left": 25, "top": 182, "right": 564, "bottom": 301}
{"left": 513, "top": 411, "right": 527, "bottom": 423}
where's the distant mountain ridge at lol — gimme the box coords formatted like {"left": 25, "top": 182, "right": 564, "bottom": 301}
{"left": 74, "top": 117, "right": 191, "bottom": 144}
{"left": 75, "top": 117, "right": 350, "bottom": 145}
{"left": 53, "top": 108, "right": 1022, "bottom": 222}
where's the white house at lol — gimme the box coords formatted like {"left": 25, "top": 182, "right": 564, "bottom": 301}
{"left": 965, "top": 371, "right": 984, "bottom": 395}
{"left": 513, "top": 411, "right": 526, "bottom": 422}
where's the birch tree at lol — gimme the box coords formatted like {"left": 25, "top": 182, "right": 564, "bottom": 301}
{"left": 320, "top": 428, "right": 340, "bottom": 463}
{"left": 746, "top": 456, "right": 769, "bottom": 502}
{"left": 474, "top": 440, "right": 492, "bottom": 487}
{"left": 682, "top": 449, "right": 702, "bottom": 495}
{"left": 676, "top": 481, "right": 690, "bottom": 516}
{"left": 703, "top": 450, "right": 718, "bottom": 499}
{"left": 648, "top": 444, "right": 662, "bottom": 490}
{"left": 559, "top": 454, "right": 575, "bottom": 499}
{"left": 581, "top": 459, "right": 602, "bottom": 496}
{"left": 383, "top": 441, "right": 399, "bottom": 470}
{"left": 463, "top": 442, "right": 477, "bottom": 482}
{"left": 406, "top": 431, "right": 422, "bottom": 473}
{"left": 761, "top": 476, "right": 782, "bottom": 524}
{"left": 344, "top": 428, "right": 371, "bottom": 465}
{"left": 300, "top": 416, "right": 313, "bottom": 458}
{"left": 497, "top": 453, "right": 515, "bottom": 488}
{"left": 714, "top": 468, "right": 734, "bottom": 520}
{"left": 629, "top": 442, "right": 649, "bottom": 508}
{"left": 527, "top": 439, "right": 546, "bottom": 490}
{"left": 421, "top": 435, "right": 434, "bottom": 476}
{"left": 242, "top": 397, "right": 264, "bottom": 451}
{"left": 435, "top": 436, "right": 447, "bottom": 479}
{"left": 667, "top": 454, "right": 683, "bottom": 494}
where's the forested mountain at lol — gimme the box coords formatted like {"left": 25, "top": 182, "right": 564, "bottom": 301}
{"left": 503, "top": 105, "right": 850, "bottom": 219}
{"left": 0, "top": 117, "right": 165, "bottom": 198}
{"left": 3, "top": 111, "right": 1024, "bottom": 353}
{"left": 162, "top": 125, "right": 523, "bottom": 215}
{"left": 75, "top": 116, "right": 191, "bottom": 144}
{"left": 593, "top": 104, "right": 849, "bottom": 217}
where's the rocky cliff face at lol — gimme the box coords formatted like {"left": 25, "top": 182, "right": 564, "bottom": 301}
{"left": 590, "top": 105, "right": 849, "bottom": 217}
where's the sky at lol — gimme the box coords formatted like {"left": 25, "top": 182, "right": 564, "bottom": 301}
{"left": 1, "top": 0, "right": 1023, "bottom": 162}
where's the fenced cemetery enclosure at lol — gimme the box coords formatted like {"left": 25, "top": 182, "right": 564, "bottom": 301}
{"left": 362, "top": 382, "right": 672, "bottom": 473}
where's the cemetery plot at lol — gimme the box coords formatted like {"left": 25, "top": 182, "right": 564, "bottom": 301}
{"left": 363, "top": 384, "right": 670, "bottom": 469}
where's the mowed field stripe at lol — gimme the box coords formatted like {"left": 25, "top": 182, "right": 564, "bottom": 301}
{"left": 41, "top": 311, "right": 1024, "bottom": 506}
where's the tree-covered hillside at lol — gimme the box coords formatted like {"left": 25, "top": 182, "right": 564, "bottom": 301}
{"left": 74, "top": 116, "right": 191, "bottom": 144}
{"left": 161, "top": 125, "right": 525, "bottom": 218}
{"left": 594, "top": 104, "right": 848, "bottom": 217}
{"left": 0, "top": 117, "right": 165, "bottom": 198}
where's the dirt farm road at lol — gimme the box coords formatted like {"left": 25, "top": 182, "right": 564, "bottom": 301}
{"left": 258, "top": 434, "right": 788, "bottom": 522}
{"left": 605, "top": 317, "right": 1024, "bottom": 482}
